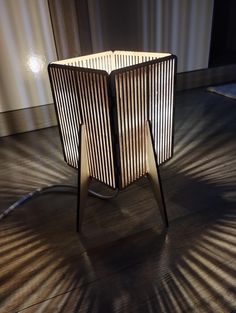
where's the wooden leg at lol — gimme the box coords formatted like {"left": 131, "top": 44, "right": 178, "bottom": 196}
{"left": 77, "top": 124, "right": 90, "bottom": 232}
{"left": 145, "top": 121, "right": 169, "bottom": 227}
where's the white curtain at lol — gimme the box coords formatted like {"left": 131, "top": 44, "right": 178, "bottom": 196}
{"left": 87, "top": 0, "right": 214, "bottom": 72}
{"left": 0, "top": 0, "right": 214, "bottom": 114}
{"left": 0, "top": 0, "right": 57, "bottom": 112}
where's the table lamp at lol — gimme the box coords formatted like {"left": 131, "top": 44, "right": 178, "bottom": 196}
{"left": 48, "top": 51, "right": 176, "bottom": 231}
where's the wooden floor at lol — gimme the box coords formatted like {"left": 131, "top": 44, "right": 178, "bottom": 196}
{"left": 0, "top": 88, "right": 236, "bottom": 312}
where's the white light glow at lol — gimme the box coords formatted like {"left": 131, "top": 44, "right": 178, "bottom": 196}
{"left": 27, "top": 54, "right": 45, "bottom": 74}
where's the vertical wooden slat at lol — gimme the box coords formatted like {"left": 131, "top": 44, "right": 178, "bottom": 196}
{"left": 76, "top": 72, "right": 93, "bottom": 173}
{"left": 130, "top": 70, "right": 135, "bottom": 181}
{"left": 58, "top": 68, "right": 73, "bottom": 165}
{"left": 95, "top": 73, "right": 107, "bottom": 184}
{"left": 51, "top": 68, "right": 68, "bottom": 162}
{"left": 82, "top": 72, "right": 99, "bottom": 177}
{"left": 143, "top": 66, "right": 147, "bottom": 174}
{"left": 133, "top": 68, "right": 139, "bottom": 181}
{"left": 102, "top": 76, "right": 116, "bottom": 187}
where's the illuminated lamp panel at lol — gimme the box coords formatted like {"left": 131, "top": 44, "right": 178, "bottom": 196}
{"left": 48, "top": 51, "right": 176, "bottom": 190}
{"left": 113, "top": 56, "right": 175, "bottom": 188}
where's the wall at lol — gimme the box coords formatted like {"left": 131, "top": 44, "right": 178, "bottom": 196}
{"left": 0, "top": 0, "right": 57, "bottom": 113}
{"left": 86, "top": 0, "right": 214, "bottom": 73}
{"left": 0, "top": 0, "right": 217, "bottom": 136}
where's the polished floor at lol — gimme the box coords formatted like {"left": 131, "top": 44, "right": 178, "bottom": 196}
{"left": 0, "top": 88, "right": 236, "bottom": 312}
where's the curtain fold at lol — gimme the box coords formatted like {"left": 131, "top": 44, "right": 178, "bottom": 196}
{"left": 0, "top": 0, "right": 57, "bottom": 112}
{"left": 48, "top": 0, "right": 214, "bottom": 73}
{"left": 48, "top": 0, "right": 92, "bottom": 59}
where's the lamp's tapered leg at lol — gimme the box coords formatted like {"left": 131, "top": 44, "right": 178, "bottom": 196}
{"left": 145, "top": 121, "right": 169, "bottom": 227}
{"left": 77, "top": 124, "right": 90, "bottom": 232}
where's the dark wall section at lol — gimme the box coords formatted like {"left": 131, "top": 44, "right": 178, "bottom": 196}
{"left": 209, "top": 0, "right": 236, "bottom": 67}
{"left": 48, "top": 0, "right": 92, "bottom": 59}
{"left": 98, "top": 0, "right": 143, "bottom": 51}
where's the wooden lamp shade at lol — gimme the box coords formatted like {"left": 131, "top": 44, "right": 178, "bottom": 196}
{"left": 48, "top": 51, "right": 176, "bottom": 231}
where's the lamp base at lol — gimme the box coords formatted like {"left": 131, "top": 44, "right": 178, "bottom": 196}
{"left": 77, "top": 122, "right": 169, "bottom": 232}
{"left": 77, "top": 124, "right": 90, "bottom": 232}
{"left": 145, "top": 121, "right": 169, "bottom": 227}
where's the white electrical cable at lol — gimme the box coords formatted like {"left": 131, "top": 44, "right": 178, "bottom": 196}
{"left": 0, "top": 185, "right": 119, "bottom": 220}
